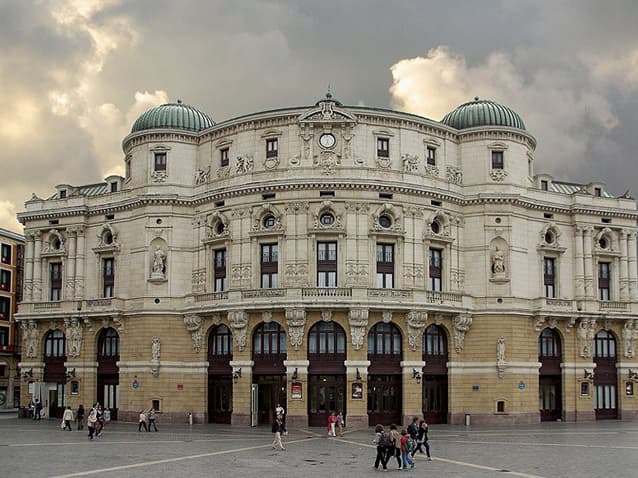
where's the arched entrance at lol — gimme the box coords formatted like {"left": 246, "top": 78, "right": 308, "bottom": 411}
{"left": 367, "top": 322, "right": 402, "bottom": 426}
{"left": 252, "top": 322, "right": 287, "bottom": 425}
{"left": 538, "top": 328, "right": 562, "bottom": 421}
{"left": 207, "top": 324, "right": 233, "bottom": 423}
{"left": 43, "top": 330, "right": 66, "bottom": 418}
{"left": 307, "top": 321, "right": 346, "bottom": 427}
{"left": 422, "top": 324, "right": 448, "bottom": 424}
{"left": 594, "top": 330, "right": 618, "bottom": 419}
{"left": 97, "top": 328, "right": 119, "bottom": 420}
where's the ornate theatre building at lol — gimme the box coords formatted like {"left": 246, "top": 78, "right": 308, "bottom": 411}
{"left": 16, "top": 94, "right": 638, "bottom": 426}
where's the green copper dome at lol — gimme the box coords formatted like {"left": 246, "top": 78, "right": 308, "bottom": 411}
{"left": 441, "top": 97, "right": 525, "bottom": 131}
{"left": 131, "top": 101, "right": 214, "bottom": 133}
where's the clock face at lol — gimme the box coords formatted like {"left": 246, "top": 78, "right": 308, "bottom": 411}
{"left": 319, "top": 133, "right": 336, "bottom": 149}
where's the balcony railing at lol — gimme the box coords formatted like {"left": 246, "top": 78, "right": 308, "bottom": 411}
{"left": 367, "top": 288, "right": 413, "bottom": 298}
{"left": 241, "top": 289, "right": 286, "bottom": 299}
{"left": 599, "top": 301, "right": 629, "bottom": 311}
{"left": 302, "top": 287, "right": 352, "bottom": 297}
{"left": 33, "top": 301, "right": 61, "bottom": 310}
{"left": 426, "top": 290, "right": 463, "bottom": 304}
{"left": 87, "top": 299, "right": 112, "bottom": 308}
{"left": 194, "top": 291, "right": 229, "bottom": 302}
{"left": 545, "top": 298, "right": 573, "bottom": 307}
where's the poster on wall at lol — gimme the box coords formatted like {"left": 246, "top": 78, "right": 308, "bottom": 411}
{"left": 352, "top": 382, "right": 363, "bottom": 400}
{"left": 291, "top": 381, "right": 302, "bottom": 400}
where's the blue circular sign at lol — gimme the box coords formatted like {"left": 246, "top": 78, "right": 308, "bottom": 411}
{"left": 518, "top": 382, "right": 525, "bottom": 390}
{"left": 132, "top": 380, "right": 139, "bottom": 389}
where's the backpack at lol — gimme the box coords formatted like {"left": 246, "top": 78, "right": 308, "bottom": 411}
{"left": 380, "top": 431, "right": 393, "bottom": 448}
{"left": 406, "top": 436, "right": 417, "bottom": 453}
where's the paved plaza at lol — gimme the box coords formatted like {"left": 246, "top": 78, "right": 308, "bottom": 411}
{"left": 0, "top": 415, "right": 637, "bottom": 477}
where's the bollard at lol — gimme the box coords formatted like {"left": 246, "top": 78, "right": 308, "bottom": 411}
{"left": 464, "top": 413, "right": 471, "bottom": 426}
{"left": 188, "top": 412, "right": 193, "bottom": 426}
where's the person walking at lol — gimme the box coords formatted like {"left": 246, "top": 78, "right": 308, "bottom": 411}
{"left": 34, "top": 399, "right": 42, "bottom": 420}
{"left": 87, "top": 408, "right": 98, "bottom": 440}
{"left": 96, "top": 404, "right": 105, "bottom": 437}
{"left": 327, "top": 411, "right": 337, "bottom": 437}
{"left": 386, "top": 424, "right": 402, "bottom": 470}
{"left": 275, "top": 403, "right": 287, "bottom": 435}
{"left": 415, "top": 419, "right": 432, "bottom": 460}
{"left": 148, "top": 408, "right": 158, "bottom": 432}
{"left": 76, "top": 404, "right": 85, "bottom": 430}
{"left": 62, "top": 406, "right": 74, "bottom": 431}
{"left": 138, "top": 410, "right": 149, "bottom": 432}
{"left": 373, "top": 424, "right": 389, "bottom": 471}
{"left": 336, "top": 411, "right": 344, "bottom": 437}
{"left": 400, "top": 428, "right": 415, "bottom": 470}
{"left": 271, "top": 416, "right": 285, "bottom": 450}
{"left": 407, "top": 416, "right": 419, "bottom": 458}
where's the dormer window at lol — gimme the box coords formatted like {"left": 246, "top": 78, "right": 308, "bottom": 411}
{"left": 154, "top": 152, "right": 167, "bottom": 172}
{"left": 491, "top": 151, "right": 504, "bottom": 170}
{"left": 426, "top": 146, "right": 436, "bottom": 166}
{"left": 541, "top": 180, "right": 548, "bottom": 191}
{"left": 266, "top": 139, "right": 278, "bottom": 158}
{"left": 110, "top": 182, "right": 118, "bottom": 193}
{"left": 59, "top": 190, "right": 67, "bottom": 199}
{"left": 220, "top": 148, "right": 229, "bottom": 167}
{"left": 594, "top": 187, "right": 602, "bottom": 197}
{"left": 377, "top": 138, "right": 389, "bottom": 158}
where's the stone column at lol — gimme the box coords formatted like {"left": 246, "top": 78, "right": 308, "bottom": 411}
{"left": 230, "top": 360, "right": 254, "bottom": 426}
{"left": 583, "top": 227, "right": 593, "bottom": 298}
{"left": 628, "top": 232, "right": 638, "bottom": 300}
{"left": 24, "top": 234, "right": 34, "bottom": 301}
{"left": 344, "top": 360, "right": 371, "bottom": 428}
{"left": 574, "top": 226, "right": 585, "bottom": 299}
{"left": 74, "top": 228, "right": 85, "bottom": 299}
{"left": 32, "top": 231, "right": 42, "bottom": 301}
{"left": 620, "top": 230, "right": 629, "bottom": 301}
{"left": 65, "top": 229, "right": 77, "bottom": 300}
{"left": 283, "top": 359, "right": 309, "bottom": 428}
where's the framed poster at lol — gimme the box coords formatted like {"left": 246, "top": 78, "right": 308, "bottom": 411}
{"left": 291, "top": 381, "right": 302, "bottom": 400}
{"left": 351, "top": 382, "right": 363, "bottom": 400}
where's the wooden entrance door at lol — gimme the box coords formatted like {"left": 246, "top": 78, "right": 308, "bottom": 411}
{"left": 97, "top": 377, "right": 119, "bottom": 420}
{"left": 254, "top": 375, "right": 286, "bottom": 425}
{"left": 208, "top": 375, "right": 232, "bottom": 423}
{"left": 422, "top": 375, "right": 447, "bottom": 424}
{"left": 539, "top": 376, "right": 561, "bottom": 421}
{"left": 367, "top": 375, "right": 402, "bottom": 426}
{"left": 594, "top": 331, "right": 618, "bottom": 420}
{"left": 308, "top": 375, "right": 346, "bottom": 427}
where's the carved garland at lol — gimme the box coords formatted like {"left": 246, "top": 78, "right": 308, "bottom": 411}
{"left": 286, "top": 309, "right": 307, "bottom": 350}
{"left": 184, "top": 314, "right": 203, "bottom": 353}
{"left": 348, "top": 309, "right": 369, "bottom": 350}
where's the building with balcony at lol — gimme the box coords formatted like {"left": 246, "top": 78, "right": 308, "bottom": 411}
{"left": 16, "top": 94, "right": 638, "bottom": 425}
{"left": 0, "top": 228, "right": 24, "bottom": 410}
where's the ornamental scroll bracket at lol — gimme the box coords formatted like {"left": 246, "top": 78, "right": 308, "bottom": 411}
{"left": 184, "top": 314, "right": 203, "bottom": 353}
{"left": 406, "top": 310, "right": 427, "bottom": 352}
{"left": 228, "top": 310, "right": 248, "bottom": 352}
{"left": 453, "top": 314, "right": 472, "bottom": 354}
{"left": 348, "top": 308, "right": 369, "bottom": 350}
{"left": 286, "top": 308, "right": 307, "bottom": 351}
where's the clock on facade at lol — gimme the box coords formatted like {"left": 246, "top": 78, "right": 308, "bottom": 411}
{"left": 319, "top": 133, "right": 336, "bottom": 149}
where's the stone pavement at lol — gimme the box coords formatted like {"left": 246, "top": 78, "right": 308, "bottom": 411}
{"left": 0, "top": 416, "right": 637, "bottom": 478}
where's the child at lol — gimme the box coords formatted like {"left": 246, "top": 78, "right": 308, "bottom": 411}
{"left": 400, "top": 428, "right": 415, "bottom": 470}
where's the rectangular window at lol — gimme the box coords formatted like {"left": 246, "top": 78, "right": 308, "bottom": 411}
{"left": 50, "top": 262, "right": 62, "bottom": 301}
{"left": 125, "top": 158, "right": 131, "bottom": 179}
{"left": 0, "top": 296, "right": 9, "bottom": 320}
{"left": 220, "top": 148, "right": 229, "bottom": 167}
{"left": 261, "top": 243, "right": 278, "bottom": 288}
{"left": 544, "top": 257, "right": 556, "bottom": 298}
{"left": 541, "top": 180, "right": 548, "bottom": 191}
{"left": 103, "top": 258, "right": 114, "bottom": 298}
{"left": 0, "top": 328, "right": 7, "bottom": 346}
{"left": 594, "top": 187, "right": 602, "bottom": 197}
{"left": 426, "top": 146, "right": 436, "bottom": 165}
{"left": 429, "top": 248, "right": 442, "bottom": 291}
{"left": 598, "top": 262, "right": 610, "bottom": 301}
{"left": 376, "top": 243, "right": 394, "bottom": 288}
{"left": 0, "top": 269, "right": 10, "bottom": 291}
{"left": 491, "top": 151, "right": 504, "bottom": 170}
{"left": 266, "top": 139, "right": 278, "bottom": 158}
{"left": 317, "top": 242, "right": 337, "bottom": 288}
{"left": 1, "top": 244, "right": 11, "bottom": 264}
{"left": 377, "top": 138, "right": 389, "bottom": 158}
{"left": 110, "top": 182, "right": 118, "bottom": 193}
{"left": 214, "top": 249, "right": 227, "bottom": 292}
{"left": 154, "top": 152, "right": 167, "bottom": 171}
{"left": 59, "top": 190, "right": 67, "bottom": 199}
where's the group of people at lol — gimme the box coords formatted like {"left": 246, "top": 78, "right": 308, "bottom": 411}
{"left": 373, "top": 416, "right": 432, "bottom": 471}
{"left": 138, "top": 408, "right": 159, "bottom": 432}
{"left": 327, "top": 410, "right": 344, "bottom": 437}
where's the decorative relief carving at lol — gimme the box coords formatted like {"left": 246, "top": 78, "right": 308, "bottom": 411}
{"left": 252, "top": 204, "right": 284, "bottom": 234}
{"left": 184, "top": 314, "right": 203, "bottom": 353}
{"left": 382, "top": 311, "right": 393, "bottom": 323}
{"left": 23, "top": 320, "right": 39, "bottom": 358}
{"left": 300, "top": 131, "right": 313, "bottom": 161}
{"left": 577, "top": 318, "right": 597, "bottom": 358}
{"left": 286, "top": 308, "right": 307, "bottom": 351}
{"left": 151, "top": 336, "right": 160, "bottom": 377}
{"left": 450, "top": 269, "right": 465, "bottom": 289}
{"left": 311, "top": 201, "right": 344, "bottom": 231}
{"left": 192, "top": 269, "right": 206, "bottom": 293}
{"left": 151, "top": 170, "right": 167, "bottom": 183}
{"left": 348, "top": 308, "right": 369, "bottom": 350}
{"left": 195, "top": 166, "right": 210, "bottom": 185}
{"left": 342, "top": 127, "right": 355, "bottom": 162}
{"left": 623, "top": 319, "right": 638, "bottom": 358}
{"left": 496, "top": 336, "right": 506, "bottom": 378}
{"left": 345, "top": 261, "right": 368, "bottom": 286}
{"left": 490, "top": 169, "right": 508, "bottom": 181}
{"left": 217, "top": 166, "right": 230, "bottom": 179}
{"left": 205, "top": 211, "right": 231, "bottom": 241}
{"left": 375, "top": 157, "right": 391, "bottom": 169}
{"left": 236, "top": 154, "right": 254, "bottom": 174}
{"left": 228, "top": 310, "right": 248, "bottom": 352}
{"left": 151, "top": 245, "right": 167, "bottom": 280}
{"left": 95, "top": 223, "right": 120, "bottom": 251}
{"left": 285, "top": 262, "right": 308, "bottom": 286}
{"left": 406, "top": 311, "right": 427, "bottom": 351}
{"left": 64, "top": 317, "right": 83, "bottom": 358}
{"left": 262, "top": 311, "right": 273, "bottom": 323}
{"left": 83, "top": 317, "right": 94, "bottom": 333}
{"left": 424, "top": 164, "right": 439, "bottom": 177}
{"left": 401, "top": 154, "right": 419, "bottom": 173}
{"left": 101, "top": 316, "right": 124, "bottom": 333}
{"left": 446, "top": 166, "right": 463, "bottom": 185}
{"left": 231, "top": 264, "right": 251, "bottom": 285}
{"left": 42, "top": 229, "right": 66, "bottom": 255}
{"left": 534, "top": 316, "right": 559, "bottom": 332}
{"left": 321, "top": 310, "right": 332, "bottom": 322}
{"left": 371, "top": 203, "right": 403, "bottom": 233}
{"left": 314, "top": 150, "right": 341, "bottom": 175}
{"left": 403, "top": 264, "right": 424, "bottom": 282}
{"left": 453, "top": 314, "right": 472, "bottom": 353}
{"left": 264, "top": 156, "right": 280, "bottom": 170}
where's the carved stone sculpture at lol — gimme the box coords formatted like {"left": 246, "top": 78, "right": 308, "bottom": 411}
{"left": 23, "top": 320, "right": 39, "bottom": 359}
{"left": 496, "top": 336, "right": 506, "bottom": 378}
{"left": 286, "top": 309, "right": 307, "bottom": 350}
{"left": 228, "top": 310, "right": 248, "bottom": 352}
{"left": 623, "top": 319, "right": 638, "bottom": 358}
{"left": 184, "top": 314, "right": 203, "bottom": 353}
{"left": 151, "top": 245, "right": 166, "bottom": 279}
{"left": 577, "top": 318, "right": 597, "bottom": 358}
{"left": 406, "top": 311, "right": 427, "bottom": 351}
{"left": 348, "top": 309, "right": 369, "bottom": 350}
{"left": 491, "top": 246, "right": 506, "bottom": 274}
{"left": 453, "top": 314, "right": 472, "bottom": 353}
{"left": 151, "top": 336, "right": 160, "bottom": 377}
{"left": 64, "top": 317, "right": 83, "bottom": 358}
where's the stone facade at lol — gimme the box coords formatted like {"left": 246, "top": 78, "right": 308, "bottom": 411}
{"left": 15, "top": 95, "right": 638, "bottom": 426}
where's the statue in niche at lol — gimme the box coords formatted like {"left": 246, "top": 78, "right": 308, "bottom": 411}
{"left": 151, "top": 245, "right": 166, "bottom": 279}
{"left": 492, "top": 246, "right": 505, "bottom": 274}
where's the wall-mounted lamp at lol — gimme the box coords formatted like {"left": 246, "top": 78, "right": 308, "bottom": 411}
{"left": 21, "top": 368, "right": 33, "bottom": 380}
{"left": 628, "top": 369, "right": 638, "bottom": 380}
{"left": 65, "top": 368, "right": 76, "bottom": 380}
{"left": 412, "top": 368, "right": 422, "bottom": 384}
{"left": 584, "top": 369, "right": 594, "bottom": 380}
{"left": 232, "top": 368, "right": 242, "bottom": 384}
{"left": 356, "top": 368, "right": 362, "bottom": 381}
{"left": 292, "top": 368, "right": 298, "bottom": 380}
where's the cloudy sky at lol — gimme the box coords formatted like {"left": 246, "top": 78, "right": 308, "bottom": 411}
{"left": 2, "top": 0, "right": 638, "bottom": 232}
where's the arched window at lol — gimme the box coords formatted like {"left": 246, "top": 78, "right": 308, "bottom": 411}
{"left": 44, "top": 330, "right": 66, "bottom": 358}
{"left": 209, "top": 324, "right": 233, "bottom": 357}
{"left": 367, "top": 323, "right": 401, "bottom": 356}
{"left": 252, "top": 322, "right": 287, "bottom": 355}
{"left": 595, "top": 330, "right": 616, "bottom": 358}
{"left": 539, "top": 328, "right": 561, "bottom": 358}
{"left": 308, "top": 322, "right": 345, "bottom": 355}
{"left": 98, "top": 328, "right": 119, "bottom": 359}
{"left": 423, "top": 325, "right": 447, "bottom": 357}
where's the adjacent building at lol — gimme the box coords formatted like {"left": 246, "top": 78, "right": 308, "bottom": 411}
{"left": 0, "top": 228, "right": 24, "bottom": 410}
{"left": 16, "top": 94, "right": 638, "bottom": 425}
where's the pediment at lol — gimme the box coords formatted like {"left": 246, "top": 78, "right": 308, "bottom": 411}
{"left": 298, "top": 101, "right": 357, "bottom": 124}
